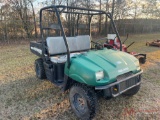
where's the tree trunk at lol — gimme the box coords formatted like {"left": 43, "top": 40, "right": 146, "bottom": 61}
{"left": 109, "top": 0, "right": 115, "bottom": 33}
{"left": 99, "top": 0, "right": 101, "bottom": 34}
{"left": 105, "top": 0, "right": 109, "bottom": 34}
{"left": 29, "top": 0, "right": 37, "bottom": 38}
{"left": 4, "top": 12, "right": 8, "bottom": 43}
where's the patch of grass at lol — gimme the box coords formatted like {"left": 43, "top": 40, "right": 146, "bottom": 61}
{"left": 123, "top": 33, "right": 160, "bottom": 53}
{"left": 0, "top": 33, "right": 160, "bottom": 120}
{"left": 143, "top": 65, "right": 160, "bottom": 84}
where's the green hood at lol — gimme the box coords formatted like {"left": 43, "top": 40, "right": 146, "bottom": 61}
{"left": 65, "top": 49, "right": 140, "bottom": 86}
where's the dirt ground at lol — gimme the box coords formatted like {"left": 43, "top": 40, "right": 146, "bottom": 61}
{"left": 0, "top": 33, "right": 160, "bottom": 120}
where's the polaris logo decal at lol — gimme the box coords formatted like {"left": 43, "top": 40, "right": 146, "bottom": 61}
{"left": 118, "top": 67, "right": 129, "bottom": 73}
{"left": 31, "top": 47, "right": 42, "bottom": 54}
{"left": 116, "top": 61, "right": 122, "bottom": 65}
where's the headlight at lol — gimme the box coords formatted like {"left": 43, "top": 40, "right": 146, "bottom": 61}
{"left": 137, "top": 66, "right": 141, "bottom": 71}
{"left": 96, "top": 71, "right": 104, "bottom": 80}
{"left": 134, "top": 60, "right": 139, "bottom": 66}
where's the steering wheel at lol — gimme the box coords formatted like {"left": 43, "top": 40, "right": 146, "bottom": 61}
{"left": 91, "top": 41, "right": 104, "bottom": 50}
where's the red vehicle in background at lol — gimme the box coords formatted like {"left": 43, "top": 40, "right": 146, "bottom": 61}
{"left": 103, "top": 34, "right": 146, "bottom": 64}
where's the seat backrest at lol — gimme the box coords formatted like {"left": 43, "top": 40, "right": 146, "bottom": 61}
{"left": 76, "top": 35, "right": 90, "bottom": 51}
{"left": 46, "top": 35, "right": 90, "bottom": 55}
{"left": 107, "top": 34, "right": 116, "bottom": 40}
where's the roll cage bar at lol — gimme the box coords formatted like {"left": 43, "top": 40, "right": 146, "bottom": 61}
{"left": 40, "top": 5, "right": 122, "bottom": 68}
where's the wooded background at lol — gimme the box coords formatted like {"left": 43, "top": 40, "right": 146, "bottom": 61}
{"left": 0, "top": 0, "right": 160, "bottom": 43}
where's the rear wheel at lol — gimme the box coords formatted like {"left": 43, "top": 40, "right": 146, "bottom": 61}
{"left": 69, "top": 84, "right": 98, "bottom": 120}
{"left": 35, "top": 58, "right": 46, "bottom": 79}
{"left": 122, "top": 84, "right": 140, "bottom": 96}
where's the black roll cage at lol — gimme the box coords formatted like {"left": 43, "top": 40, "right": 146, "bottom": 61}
{"left": 40, "top": 5, "right": 122, "bottom": 68}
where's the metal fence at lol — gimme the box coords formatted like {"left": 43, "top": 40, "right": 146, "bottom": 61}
{"left": 115, "top": 19, "right": 160, "bottom": 35}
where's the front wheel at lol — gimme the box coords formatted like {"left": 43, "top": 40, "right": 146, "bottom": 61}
{"left": 69, "top": 84, "right": 98, "bottom": 120}
{"left": 122, "top": 84, "right": 141, "bottom": 96}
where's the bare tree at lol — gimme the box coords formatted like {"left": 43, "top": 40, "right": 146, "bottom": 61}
{"left": 99, "top": 0, "right": 102, "bottom": 33}
{"left": 7, "top": 0, "right": 34, "bottom": 38}
{"left": 142, "top": 0, "right": 160, "bottom": 19}
{"left": 104, "top": 0, "right": 109, "bottom": 34}
{"left": 28, "top": 0, "right": 37, "bottom": 38}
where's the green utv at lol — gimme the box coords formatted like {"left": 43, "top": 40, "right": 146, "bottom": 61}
{"left": 30, "top": 5, "right": 143, "bottom": 120}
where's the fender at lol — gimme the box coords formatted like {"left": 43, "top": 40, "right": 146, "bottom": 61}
{"left": 62, "top": 74, "right": 87, "bottom": 92}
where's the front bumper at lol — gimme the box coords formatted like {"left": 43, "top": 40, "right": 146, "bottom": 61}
{"left": 95, "top": 70, "right": 143, "bottom": 97}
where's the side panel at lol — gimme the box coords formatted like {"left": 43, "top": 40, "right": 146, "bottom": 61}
{"left": 44, "top": 62, "right": 65, "bottom": 83}
{"left": 30, "top": 41, "right": 43, "bottom": 57}
{"left": 43, "top": 62, "right": 55, "bottom": 82}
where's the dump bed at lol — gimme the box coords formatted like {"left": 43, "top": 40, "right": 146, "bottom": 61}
{"left": 30, "top": 41, "right": 43, "bottom": 57}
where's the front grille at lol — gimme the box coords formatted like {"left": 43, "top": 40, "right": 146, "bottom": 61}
{"left": 116, "top": 72, "right": 140, "bottom": 92}
{"left": 119, "top": 77, "right": 138, "bottom": 92}
{"left": 117, "top": 72, "right": 133, "bottom": 81}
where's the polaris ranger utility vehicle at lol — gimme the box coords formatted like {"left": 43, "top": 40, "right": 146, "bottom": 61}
{"left": 30, "top": 5, "right": 143, "bottom": 120}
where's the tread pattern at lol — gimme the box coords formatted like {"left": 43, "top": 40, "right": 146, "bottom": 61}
{"left": 35, "top": 58, "right": 46, "bottom": 79}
